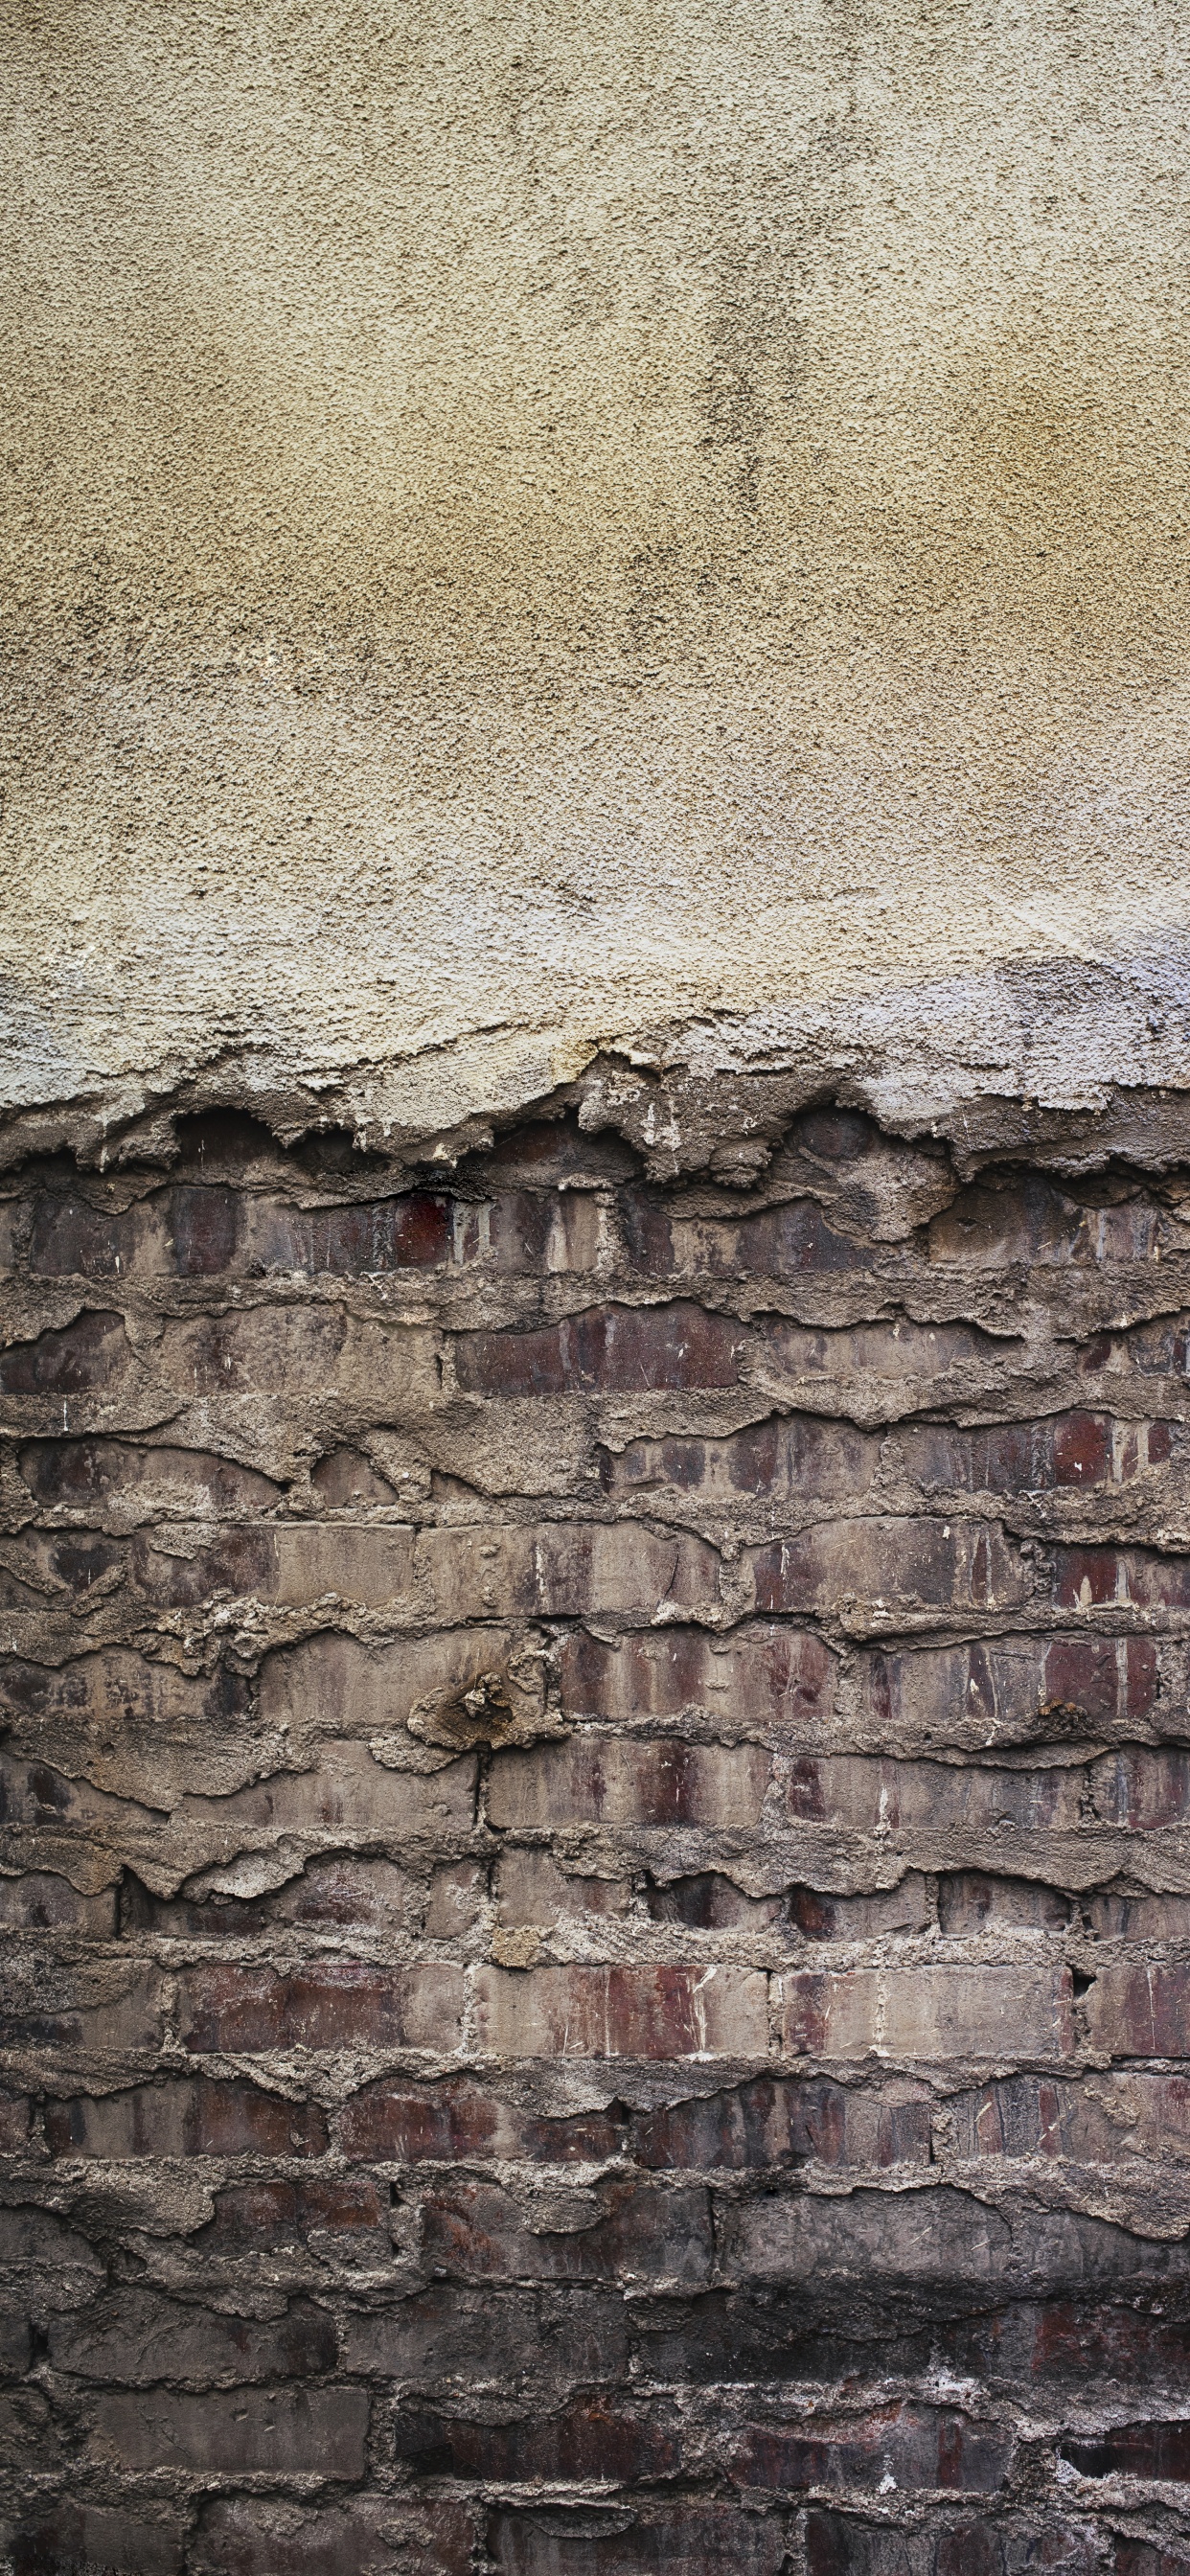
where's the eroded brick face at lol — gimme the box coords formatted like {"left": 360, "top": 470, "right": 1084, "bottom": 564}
{"left": 5, "top": 1108, "right": 1190, "bottom": 2566}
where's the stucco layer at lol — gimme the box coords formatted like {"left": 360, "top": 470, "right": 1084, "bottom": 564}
{"left": 3, "top": 0, "right": 1190, "bottom": 1152}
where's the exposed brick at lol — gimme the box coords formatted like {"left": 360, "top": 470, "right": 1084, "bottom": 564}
{"left": 244, "top": 1191, "right": 450, "bottom": 1276}
{"left": 1062, "top": 2420, "right": 1190, "bottom": 2480}
{"left": 733, "top": 2401, "right": 1012, "bottom": 2493}
{"left": 474, "top": 1963, "right": 768, "bottom": 2058}
{"left": 632, "top": 2076, "right": 930, "bottom": 2171}
{"left": 453, "top": 1301, "right": 747, "bottom": 1395}
{"left": 393, "top": 2392, "right": 681, "bottom": 2483}
{"left": 782, "top": 1966, "right": 1072, "bottom": 2062}
{"left": 421, "top": 1518, "right": 720, "bottom": 1622}
{"left": 751, "top": 1515, "right": 1028, "bottom": 1616}
{"left": 91, "top": 2385, "right": 369, "bottom": 2474}
{"left": 342, "top": 2283, "right": 627, "bottom": 2384}
{"left": 417, "top": 2177, "right": 712, "bottom": 2285}
{"left": 17, "top": 1437, "right": 282, "bottom": 1521}
{"left": 781, "top": 1753, "right": 1085, "bottom": 1834}
{"left": 159, "top": 1306, "right": 438, "bottom": 1413}
{"left": 52, "top": 2289, "right": 337, "bottom": 2384}
{"left": 488, "top": 1736, "right": 770, "bottom": 1828}
{"left": 44, "top": 2079, "right": 329, "bottom": 2159}
{"left": 862, "top": 1635, "right": 1159, "bottom": 1744}
{"left": 1087, "top": 1747, "right": 1190, "bottom": 1828}
{"left": 560, "top": 1622, "right": 834, "bottom": 1728}
{"left": 605, "top": 1414, "right": 882, "bottom": 1504}
{"left": 1054, "top": 1544, "right": 1190, "bottom": 1611}
{"left": 203, "top": 2176, "right": 388, "bottom": 2247}
{"left": 127, "top": 1518, "right": 417, "bottom": 1609}
{"left": 1085, "top": 1963, "right": 1190, "bottom": 2058}
{"left": 338, "top": 2076, "right": 625, "bottom": 2164}
{"left": 0, "top": 1310, "right": 132, "bottom": 1397}
{"left": 904, "top": 1412, "right": 1173, "bottom": 1494}
{"left": 937, "top": 1873, "right": 1072, "bottom": 1933}
{"left": 178, "top": 1963, "right": 467, "bottom": 2054}
{"left": 500, "top": 2502, "right": 803, "bottom": 2575}
{"left": 191, "top": 2496, "right": 475, "bottom": 2576}
{"left": 10, "top": 2505, "right": 184, "bottom": 2576}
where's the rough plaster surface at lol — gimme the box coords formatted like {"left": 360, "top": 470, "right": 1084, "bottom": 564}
{"left": 3, "top": 0, "right": 1190, "bottom": 1152}
{"left": 6, "top": 1109, "right": 1190, "bottom": 2570}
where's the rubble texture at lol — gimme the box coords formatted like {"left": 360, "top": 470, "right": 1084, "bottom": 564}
{"left": 5, "top": 1095, "right": 1190, "bottom": 2568}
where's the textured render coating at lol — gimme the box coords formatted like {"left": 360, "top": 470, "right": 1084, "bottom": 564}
{"left": 3, "top": 0, "right": 1190, "bottom": 1149}
{"left": 5, "top": 1107, "right": 1190, "bottom": 2565}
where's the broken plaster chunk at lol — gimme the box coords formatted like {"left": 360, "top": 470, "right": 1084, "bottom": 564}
{"left": 405, "top": 1645, "right": 564, "bottom": 1754}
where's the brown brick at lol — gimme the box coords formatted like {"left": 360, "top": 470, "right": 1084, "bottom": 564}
{"left": 781, "top": 1753, "right": 1085, "bottom": 1835}
{"left": 417, "top": 2176, "right": 711, "bottom": 2286}
{"left": 421, "top": 1519, "right": 720, "bottom": 1622}
{"left": 560, "top": 1623, "right": 834, "bottom": 1729}
{"left": 178, "top": 1962, "right": 466, "bottom": 2054}
{"left": 393, "top": 2393, "right": 680, "bottom": 2484}
{"left": 159, "top": 1306, "right": 438, "bottom": 1413}
{"left": 1085, "top": 1962, "right": 1190, "bottom": 2058}
{"left": 733, "top": 2401, "right": 1012, "bottom": 2493}
{"left": 903, "top": 1411, "right": 1173, "bottom": 1494}
{"left": 17, "top": 1438, "right": 281, "bottom": 1523}
{"left": 864, "top": 1634, "right": 1159, "bottom": 1746}
{"left": 785, "top": 1878, "right": 932, "bottom": 1938}
{"left": 937, "top": 1873, "right": 1071, "bottom": 1933}
{"left": 0, "top": 1872, "right": 117, "bottom": 1934}
{"left": 781, "top": 1966, "right": 1073, "bottom": 2062}
{"left": 128, "top": 1519, "right": 417, "bottom": 1610}
{"left": 44, "top": 2079, "right": 329, "bottom": 2159}
{"left": 243, "top": 1191, "right": 450, "bottom": 1276}
{"left": 0, "top": 1962, "right": 163, "bottom": 2053}
{"left": 191, "top": 2496, "right": 474, "bottom": 2576}
{"left": 453, "top": 1301, "right": 746, "bottom": 1395}
{"left": 204, "top": 2176, "right": 388, "bottom": 2246}
{"left": 488, "top": 2501, "right": 794, "bottom": 2576}
{"left": 338, "top": 2076, "right": 624, "bottom": 2164}
{"left": 10, "top": 2505, "right": 184, "bottom": 2576}
{"left": 91, "top": 2385, "right": 368, "bottom": 2474}
{"left": 261, "top": 1625, "right": 527, "bottom": 1747}
{"left": 0, "top": 1650, "right": 253, "bottom": 1805}
{"left": 604, "top": 1414, "right": 881, "bottom": 1505}
{"left": 0, "top": 1309, "right": 131, "bottom": 1397}
{"left": 751, "top": 1516, "right": 1027, "bottom": 1617}
{"left": 765, "top": 1317, "right": 1021, "bottom": 1413}
{"left": 473, "top": 1963, "right": 769, "bottom": 2058}
{"left": 488, "top": 1736, "right": 770, "bottom": 1828}
{"left": 52, "top": 2288, "right": 336, "bottom": 2384}
{"left": 632, "top": 2076, "right": 930, "bottom": 2171}
{"left": 496, "top": 1847, "right": 630, "bottom": 1928}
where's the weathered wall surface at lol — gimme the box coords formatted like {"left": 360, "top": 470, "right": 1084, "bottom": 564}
{"left": 4, "top": 1104, "right": 1190, "bottom": 2568}
{"left": 2, "top": 0, "right": 1190, "bottom": 1152}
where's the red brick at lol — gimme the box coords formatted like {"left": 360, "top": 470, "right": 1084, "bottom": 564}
{"left": 488, "top": 1736, "right": 770, "bottom": 1828}
{"left": 244, "top": 1191, "right": 450, "bottom": 1275}
{"left": 453, "top": 1301, "right": 746, "bottom": 1395}
{"left": 751, "top": 1516, "right": 1027, "bottom": 1617}
{"left": 733, "top": 2401, "right": 1012, "bottom": 2493}
{"left": 0, "top": 1309, "right": 130, "bottom": 1395}
{"left": 782, "top": 1966, "right": 1073, "bottom": 2062}
{"left": 903, "top": 1412, "right": 1172, "bottom": 1494}
{"left": 177, "top": 1963, "right": 466, "bottom": 2053}
{"left": 192, "top": 2496, "right": 474, "bottom": 2576}
{"left": 473, "top": 1963, "right": 769, "bottom": 2058}
{"left": 1055, "top": 1545, "right": 1190, "bottom": 1610}
{"left": 560, "top": 1623, "right": 834, "bottom": 1729}
{"left": 937, "top": 1874, "right": 1070, "bottom": 1933}
{"left": 1062, "top": 2420, "right": 1190, "bottom": 2480}
{"left": 338, "top": 2076, "right": 624, "bottom": 2164}
{"left": 45, "top": 2079, "right": 329, "bottom": 2158}
{"left": 91, "top": 2385, "right": 368, "bottom": 2474}
{"left": 1086, "top": 1962, "right": 1190, "bottom": 2057}
{"left": 1114, "top": 2546, "right": 1190, "bottom": 2576}
{"left": 1088, "top": 1747, "right": 1190, "bottom": 1828}
{"left": 928, "top": 1175, "right": 1158, "bottom": 1269}
{"left": 417, "top": 2176, "right": 711, "bottom": 2286}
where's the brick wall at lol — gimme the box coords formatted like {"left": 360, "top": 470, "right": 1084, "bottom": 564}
{"left": 3, "top": 1102, "right": 1190, "bottom": 2571}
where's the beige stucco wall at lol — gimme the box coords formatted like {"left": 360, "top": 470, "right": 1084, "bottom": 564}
{"left": 3, "top": 0, "right": 1189, "bottom": 1151}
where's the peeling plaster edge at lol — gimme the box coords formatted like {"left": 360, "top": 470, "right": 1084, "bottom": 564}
{"left": 4, "top": 941, "right": 1190, "bottom": 1177}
